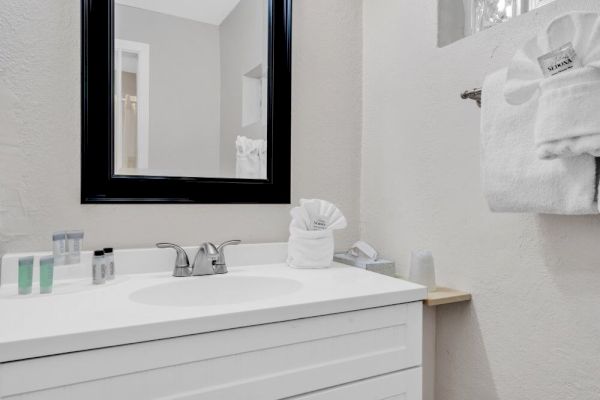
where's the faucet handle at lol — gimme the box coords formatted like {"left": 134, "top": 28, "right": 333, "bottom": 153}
{"left": 156, "top": 243, "right": 191, "bottom": 277}
{"left": 212, "top": 240, "right": 241, "bottom": 275}
{"left": 217, "top": 240, "right": 242, "bottom": 255}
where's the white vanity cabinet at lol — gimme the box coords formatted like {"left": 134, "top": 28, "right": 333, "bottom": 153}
{"left": 1, "top": 246, "right": 426, "bottom": 400}
{"left": 0, "top": 303, "right": 422, "bottom": 400}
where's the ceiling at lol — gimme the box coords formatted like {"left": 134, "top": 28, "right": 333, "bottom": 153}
{"left": 115, "top": 0, "right": 242, "bottom": 25}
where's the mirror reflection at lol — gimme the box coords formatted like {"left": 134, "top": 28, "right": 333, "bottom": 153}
{"left": 115, "top": 0, "right": 269, "bottom": 179}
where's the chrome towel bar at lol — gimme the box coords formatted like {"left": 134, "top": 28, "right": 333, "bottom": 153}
{"left": 461, "top": 88, "right": 482, "bottom": 108}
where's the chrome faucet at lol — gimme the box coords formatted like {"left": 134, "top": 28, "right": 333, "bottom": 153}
{"left": 191, "top": 240, "right": 241, "bottom": 276}
{"left": 156, "top": 243, "right": 191, "bottom": 277}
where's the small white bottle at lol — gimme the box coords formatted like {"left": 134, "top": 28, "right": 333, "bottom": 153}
{"left": 92, "top": 250, "right": 106, "bottom": 285}
{"left": 66, "top": 230, "right": 84, "bottom": 264}
{"left": 103, "top": 248, "right": 115, "bottom": 281}
{"left": 52, "top": 232, "right": 67, "bottom": 266}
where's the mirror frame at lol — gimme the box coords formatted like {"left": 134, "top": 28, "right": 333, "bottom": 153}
{"left": 81, "top": 0, "right": 292, "bottom": 204}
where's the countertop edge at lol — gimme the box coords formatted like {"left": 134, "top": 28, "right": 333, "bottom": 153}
{"left": 0, "top": 288, "right": 426, "bottom": 363}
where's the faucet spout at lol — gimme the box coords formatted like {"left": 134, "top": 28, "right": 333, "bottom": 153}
{"left": 187, "top": 240, "right": 242, "bottom": 277}
{"left": 191, "top": 242, "right": 219, "bottom": 276}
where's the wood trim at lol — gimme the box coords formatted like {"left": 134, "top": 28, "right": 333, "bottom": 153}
{"left": 425, "top": 287, "right": 472, "bottom": 307}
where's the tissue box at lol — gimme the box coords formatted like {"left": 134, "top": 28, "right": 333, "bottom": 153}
{"left": 333, "top": 253, "right": 396, "bottom": 277}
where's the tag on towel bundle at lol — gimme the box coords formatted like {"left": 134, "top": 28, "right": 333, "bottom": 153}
{"left": 538, "top": 42, "right": 579, "bottom": 77}
{"left": 287, "top": 199, "right": 348, "bottom": 269}
{"left": 311, "top": 218, "right": 328, "bottom": 231}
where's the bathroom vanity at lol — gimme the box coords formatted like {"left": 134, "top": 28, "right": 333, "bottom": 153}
{"left": 0, "top": 244, "right": 426, "bottom": 399}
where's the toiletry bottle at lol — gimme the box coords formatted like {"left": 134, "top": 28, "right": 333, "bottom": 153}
{"left": 103, "top": 248, "right": 115, "bottom": 280}
{"left": 52, "top": 232, "right": 67, "bottom": 266}
{"left": 39, "top": 256, "right": 54, "bottom": 294}
{"left": 18, "top": 256, "right": 34, "bottom": 295}
{"left": 66, "top": 230, "right": 84, "bottom": 264}
{"left": 92, "top": 250, "right": 106, "bottom": 285}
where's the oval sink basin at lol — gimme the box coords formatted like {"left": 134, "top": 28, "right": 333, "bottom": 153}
{"left": 129, "top": 276, "right": 303, "bottom": 307}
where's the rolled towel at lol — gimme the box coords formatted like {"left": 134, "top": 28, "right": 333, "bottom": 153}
{"left": 482, "top": 68, "right": 597, "bottom": 215}
{"left": 288, "top": 228, "right": 335, "bottom": 269}
{"left": 535, "top": 68, "right": 600, "bottom": 159}
{"left": 504, "top": 12, "right": 600, "bottom": 159}
{"left": 287, "top": 199, "right": 347, "bottom": 269}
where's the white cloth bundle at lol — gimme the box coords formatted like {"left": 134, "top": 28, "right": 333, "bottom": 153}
{"left": 287, "top": 199, "right": 347, "bottom": 269}
{"left": 505, "top": 12, "right": 600, "bottom": 159}
{"left": 236, "top": 136, "right": 267, "bottom": 179}
{"left": 482, "top": 69, "right": 597, "bottom": 214}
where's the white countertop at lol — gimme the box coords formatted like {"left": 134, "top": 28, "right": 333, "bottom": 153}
{"left": 0, "top": 245, "right": 426, "bottom": 363}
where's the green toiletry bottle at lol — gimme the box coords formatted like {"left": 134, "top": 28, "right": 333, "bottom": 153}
{"left": 18, "top": 256, "right": 34, "bottom": 295}
{"left": 40, "top": 256, "right": 55, "bottom": 294}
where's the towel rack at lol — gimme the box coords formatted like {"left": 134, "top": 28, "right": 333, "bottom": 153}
{"left": 461, "top": 88, "right": 482, "bottom": 108}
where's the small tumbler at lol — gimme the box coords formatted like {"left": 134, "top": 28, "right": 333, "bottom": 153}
{"left": 409, "top": 250, "right": 436, "bottom": 292}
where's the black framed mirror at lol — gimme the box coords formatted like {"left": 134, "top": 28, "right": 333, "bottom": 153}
{"left": 81, "top": 0, "right": 292, "bottom": 204}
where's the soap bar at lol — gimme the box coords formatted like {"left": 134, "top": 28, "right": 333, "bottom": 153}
{"left": 333, "top": 253, "right": 396, "bottom": 277}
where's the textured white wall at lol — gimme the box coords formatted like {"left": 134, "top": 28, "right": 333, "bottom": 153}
{"left": 362, "top": 0, "right": 600, "bottom": 399}
{"left": 0, "top": 0, "right": 362, "bottom": 254}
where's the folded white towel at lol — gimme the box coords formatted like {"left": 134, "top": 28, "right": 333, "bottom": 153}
{"left": 295, "top": 199, "right": 348, "bottom": 232}
{"left": 287, "top": 199, "right": 347, "bottom": 269}
{"left": 482, "top": 69, "right": 597, "bottom": 215}
{"left": 505, "top": 12, "right": 600, "bottom": 159}
{"left": 535, "top": 68, "right": 600, "bottom": 159}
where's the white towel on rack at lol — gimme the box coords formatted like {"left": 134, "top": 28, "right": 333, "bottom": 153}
{"left": 505, "top": 12, "right": 600, "bottom": 159}
{"left": 482, "top": 68, "right": 597, "bottom": 215}
{"left": 236, "top": 136, "right": 267, "bottom": 179}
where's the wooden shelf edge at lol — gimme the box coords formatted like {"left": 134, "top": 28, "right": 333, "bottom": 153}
{"left": 425, "top": 287, "right": 471, "bottom": 307}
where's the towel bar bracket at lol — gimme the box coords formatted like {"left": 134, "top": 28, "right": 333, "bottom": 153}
{"left": 461, "top": 88, "right": 482, "bottom": 108}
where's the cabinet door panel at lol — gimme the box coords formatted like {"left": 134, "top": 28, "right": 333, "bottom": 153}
{"left": 1, "top": 304, "right": 422, "bottom": 400}
{"left": 289, "top": 368, "right": 422, "bottom": 400}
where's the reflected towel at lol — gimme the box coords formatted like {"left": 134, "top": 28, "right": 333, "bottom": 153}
{"left": 236, "top": 136, "right": 267, "bottom": 179}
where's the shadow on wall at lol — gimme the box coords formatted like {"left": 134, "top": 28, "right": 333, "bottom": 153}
{"left": 532, "top": 215, "right": 600, "bottom": 396}
{"left": 435, "top": 303, "right": 500, "bottom": 400}
{"left": 536, "top": 214, "right": 600, "bottom": 297}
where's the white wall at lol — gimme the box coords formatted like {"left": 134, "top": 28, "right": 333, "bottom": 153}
{"left": 116, "top": 5, "right": 221, "bottom": 176}
{"left": 0, "top": 0, "right": 362, "bottom": 255}
{"left": 362, "top": 0, "right": 600, "bottom": 399}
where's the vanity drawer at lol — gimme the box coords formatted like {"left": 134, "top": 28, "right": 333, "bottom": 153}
{"left": 0, "top": 303, "right": 422, "bottom": 400}
{"left": 289, "top": 368, "right": 422, "bottom": 400}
